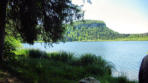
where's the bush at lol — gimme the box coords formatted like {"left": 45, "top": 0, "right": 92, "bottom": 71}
{"left": 28, "top": 49, "right": 48, "bottom": 58}
{"left": 49, "top": 52, "right": 74, "bottom": 63}
{"left": 3, "top": 36, "right": 21, "bottom": 61}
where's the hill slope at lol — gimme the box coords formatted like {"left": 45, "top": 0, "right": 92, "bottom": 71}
{"left": 64, "top": 20, "right": 148, "bottom": 41}
{"left": 65, "top": 20, "right": 148, "bottom": 41}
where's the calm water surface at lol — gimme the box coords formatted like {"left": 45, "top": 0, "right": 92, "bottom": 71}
{"left": 23, "top": 41, "right": 148, "bottom": 80}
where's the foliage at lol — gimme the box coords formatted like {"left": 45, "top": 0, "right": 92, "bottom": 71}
{"left": 64, "top": 20, "right": 148, "bottom": 41}
{"left": 28, "top": 49, "right": 48, "bottom": 58}
{"left": 4, "top": 49, "right": 137, "bottom": 83}
{"left": 0, "top": 0, "right": 83, "bottom": 62}
{"left": 48, "top": 52, "right": 74, "bottom": 63}
{"left": 99, "top": 75, "right": 137, "bottom": 83}
{"left": 3, "top": 36, "right": 21, "bottom": 61}
{"left": 5, "top": 0, "right": 83, "bottom": 44}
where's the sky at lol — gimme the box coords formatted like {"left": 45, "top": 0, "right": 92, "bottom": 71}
{"left": 72, "top": 0, "right": 148, "bottom": 34}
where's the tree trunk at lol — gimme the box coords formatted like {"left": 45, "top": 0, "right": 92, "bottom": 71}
{"left": 0, "top": 0, "right": 7, "bottom": 62}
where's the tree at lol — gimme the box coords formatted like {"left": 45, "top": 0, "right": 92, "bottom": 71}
{"left": 0, "top": 0, "right": 7, "bottom": 61}
{"left": 0, "top": 0, "right": 83, "bottom": 62}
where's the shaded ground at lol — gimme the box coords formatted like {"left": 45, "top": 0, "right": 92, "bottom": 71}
{"left": 0, "top": 70, "right": 23, "bottom": 83}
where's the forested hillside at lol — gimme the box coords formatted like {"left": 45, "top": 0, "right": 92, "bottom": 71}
{"left": 64, "top": 20, "right": 148, "bottom": 41}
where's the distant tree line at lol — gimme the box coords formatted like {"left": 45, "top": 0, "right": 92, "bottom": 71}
{"left": 64, "top": 20, "right": 148, "bottom": 41}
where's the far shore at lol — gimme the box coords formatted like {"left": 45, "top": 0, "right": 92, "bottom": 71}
{"left": 35, "top": 39, "right": 148, "bottom": 43}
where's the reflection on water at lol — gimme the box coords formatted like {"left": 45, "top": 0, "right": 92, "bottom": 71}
{"left": 23, "top": 41, "right": 148, "bottom": 80}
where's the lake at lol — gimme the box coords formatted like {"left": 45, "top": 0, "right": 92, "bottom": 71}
{"left": 23, "top": 41, "right": 148, "bottom": 80}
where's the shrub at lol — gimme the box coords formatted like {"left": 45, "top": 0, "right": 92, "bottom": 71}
{"left": 49, "top": 52, "right": 74, "bottom": 63}
{"left": 3, "top": 36, "right": 21, "bottom": 61}
{"left": 28, "top": 49, "right": 48, "bottom": 59}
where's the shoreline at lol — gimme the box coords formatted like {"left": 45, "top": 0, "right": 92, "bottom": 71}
{"left": 35, "top": 40, "right": 148, "bottom": 43}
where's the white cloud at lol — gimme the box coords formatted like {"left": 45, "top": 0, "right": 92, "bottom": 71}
{"left": 72, "top": 0, "right": 148, "bottom": 33}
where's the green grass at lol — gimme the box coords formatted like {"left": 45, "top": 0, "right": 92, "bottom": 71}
{"left": 3, "top": 49, "right": 137, "bottom": 83}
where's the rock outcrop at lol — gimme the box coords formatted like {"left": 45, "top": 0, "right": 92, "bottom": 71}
{"left": 79, "top": 77, "right": 100, "bottom": 83}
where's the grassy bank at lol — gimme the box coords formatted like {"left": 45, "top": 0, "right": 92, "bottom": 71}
{"left": 1, "top": 49, "right": 137, "bottom": 83}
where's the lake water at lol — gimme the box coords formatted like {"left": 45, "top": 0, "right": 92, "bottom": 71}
{"left": 23, "top": 41, "right": 148, "bottom": 80}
